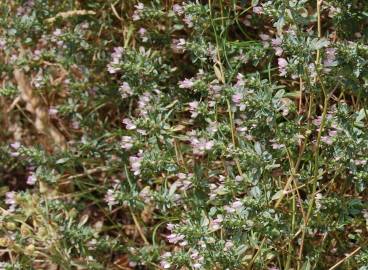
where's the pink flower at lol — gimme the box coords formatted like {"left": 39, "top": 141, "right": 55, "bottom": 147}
{"left": 328, "top": 130, "right": 338, "bottom": 137}
{"left": 183, "top": 15, "right": 193, "bottom": 28}
{"left": 132, "top": 13, "right": 140, "bottom": 21}
{"left": 174, "top": 173, "right": 193, "bottom": 191}
{"left": 5, "top": 191, "right": 17, "bottom": 212}
{"left": 178, "top": 78, "right": 194, "bottom": 89}
{"left": 71, "top": 120, "right": 80, "bottom": 129}
{"left": 188, "top": 101, "right": 199, "bottom": 118}
{"left": 0, "top": 38, "right": 6, "bottom": 50}
{"left": 274, "top": 47, "right": 283, "bottom": 56}
{"left": 53, "top": 28, "right": 62, "bottom": 36}
{"left": 137, "top": 92, "right": 152, "bottom": 116}
{"left": 259, "top": 34, "right": 270, "bottom": 41}
{"left": 138, "top": 27, "right": 148, "bottom": 42}
{"left": 173, "top": 4, "right": 184, "bottom": 15}
{"left": 27, "top": 172, "right": 37, "bottom": 185}
{"left": 235, "top": 73, "right": 246, "bottom": 87}
{"left": 10, "top": 142, "right": 21, "bottom": 150}
{"left": 272, "top": 143, "right": 285, "bottom": 149}
{"left": 224, "top": 240, "right": 234, "bottom": 251}
{"left": 105, "top": 189, "right": 118, "bottom": 207}
{"left": 355, "top": 160, "right": 367, "bottom": 166}
{"left": 111, "top": 47, "right": 124, "bottom": 59}
{"left": 107, "top": 47, "right": 124, "bottom": 74}
{"left": 210, "top": 215, "right": 223, "bottom": 230}
{"left": 191, "top": 138, "right": 214, "bottom": 156}
{"left": 253, "top": 6, "right": 263, "bottom": 14}
{"left": 166, "top": 233, "right": 185, "bottom": 244}
{"left": 232, "top": 200, "right": 243, "bottom": 209}
{"left": 129, "top": 151, "right": 143, "bottom": 175}
{"left": 119, "top": 82, "right": 133, "bottom": 98}
{"left": 167, "top": 223, "right": 175, "bottom": 231}
{"left": 323, "top": 48, "right": 337, "bottom": 72}
{"left": 172, "top": 38, "right": 186, "bottom": 52}
{"left": 5, "top": 191, "right": 16, "bottom": 205}
{"left": 122, "top": 118, "right": 136, "bottom": 130}
{"left": 321, "top": 136, "right": 333, "bottom": 145}
{"left": 278, "top": 58, "right": 288, "bottom": 76}
{"left": 272, "top": 37, "right": 283, "bottom": 46}
{"left": 232, "top": 93, "right": 243, "bottom": 104}
{"left": 160, "top": 260, "right": 171, "bottom": 269}
{"left": 120, "top": 136, "right": 134, "bottom": 150}
{"left": 48, "top": 107, "right": 58, "bottom": 117}
{"left": 224, "top": 205, "right": 235, "bottom": 213}
{"left": 135, "top": 2, "right": 144, "bottom": 10}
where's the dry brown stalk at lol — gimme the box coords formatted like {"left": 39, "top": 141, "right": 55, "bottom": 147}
{"left": 45, "top": 10, "right": 96, "bottom": 23}
{"left": 13, "top": 68, "right": 67, "bottom": 150}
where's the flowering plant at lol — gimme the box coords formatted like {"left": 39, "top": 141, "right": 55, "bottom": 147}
{"left": 0, "top": 0, "right": 368, "bottom": 269}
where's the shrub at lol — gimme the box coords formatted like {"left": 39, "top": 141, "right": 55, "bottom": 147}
{"left": 0, "top": 0, "right": 367, "bottom": 269}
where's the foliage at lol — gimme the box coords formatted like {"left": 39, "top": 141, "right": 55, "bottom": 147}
{"left": 0, "top": 0, "right": 368, "bottom": 269}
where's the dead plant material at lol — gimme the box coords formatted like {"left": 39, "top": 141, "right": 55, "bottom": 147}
{"left": 45, "top": 10, "right": 96, "bottom": 23}
{"left": 13, "top": 69, "right": 67, "bottom": 150}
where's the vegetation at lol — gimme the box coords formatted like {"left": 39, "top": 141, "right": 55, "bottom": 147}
{"left": 0, "top": 0, "right": 368, "bottom": 269}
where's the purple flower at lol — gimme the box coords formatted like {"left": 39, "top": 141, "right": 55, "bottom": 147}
{"left": 178, "top": 78, "right": 194, "bottom": 89}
